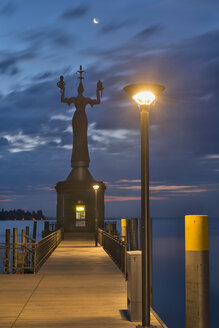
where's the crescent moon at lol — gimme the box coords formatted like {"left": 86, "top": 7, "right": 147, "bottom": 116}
{"left": 93, "top": 18, "right": 99, "bottom": 24}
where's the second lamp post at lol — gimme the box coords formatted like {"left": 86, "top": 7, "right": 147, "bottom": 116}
{"left": 93, "top": 184, "right": 100, "bottom": 247}
{"left": 124, "top": 83, "right": 165, "bottom": 328}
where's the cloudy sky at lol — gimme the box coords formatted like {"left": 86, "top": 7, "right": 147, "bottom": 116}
{"left": 0, "top": 0, "right": 219, "bottom": 218}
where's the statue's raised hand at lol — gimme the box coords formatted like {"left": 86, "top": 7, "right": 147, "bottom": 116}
{"left": 57, "top": 76, "right": 65, "bottom": 91}
{"left": 97, "top": 80, "right": 104, "bottom": 97}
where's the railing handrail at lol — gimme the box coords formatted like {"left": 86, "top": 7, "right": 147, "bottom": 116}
{"left": 0, "top": 228, "right": 64, "bottom": 274}
{"left": 98, "top": 228, "right": 127, "bottom": 277}
{"left": 34, "top": 228, "right": 64, "bottom": 273}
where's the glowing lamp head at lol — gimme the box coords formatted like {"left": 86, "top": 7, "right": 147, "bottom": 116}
{"left": 133, "top": 91, "right": 156, "bottom": 106}
{"left": 93, "top": 184, "right": 100, "bottom": 191}
{"left": 123, "top": 83, "right": 165, "bottom": 110}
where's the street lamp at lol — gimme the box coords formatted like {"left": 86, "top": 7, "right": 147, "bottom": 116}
{"left": 124, "top": 83, "right": 165, "bottom": 328}
{"left": 93, "top": 184, "right": 100, "bottom": 247}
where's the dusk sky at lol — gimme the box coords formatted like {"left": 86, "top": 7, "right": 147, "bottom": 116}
{"left": 0, "top": 0, "right": 219, "bottom": 218}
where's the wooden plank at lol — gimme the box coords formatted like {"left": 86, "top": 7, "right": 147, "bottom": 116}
{"left": 0, "top": 233, "right": 166, "bottom": 328}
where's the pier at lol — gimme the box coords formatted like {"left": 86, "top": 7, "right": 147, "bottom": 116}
{"left": 0, "top": 233, "right": 166, "bottom": 328}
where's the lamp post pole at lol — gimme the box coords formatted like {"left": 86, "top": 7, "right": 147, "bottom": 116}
{"left": 93, "top": 184, "right": 99, "bottom": 247}
{"left": 94, "top": 189, "right": 98, "bottom": 247}
{"left": 141, "top": 107, "right": 150, "bottom": 327}
{"left": 123, "top": 83, "right": 165, "bottom": 328}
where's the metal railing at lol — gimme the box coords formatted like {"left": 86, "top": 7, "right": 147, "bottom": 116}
{"left": 0, "top": 228, "right": 64, "bottom": 274}
{"left": 33, "top": 228, "right": 64, "bottom": 273}
{"left": 98, "top": 228, "right": 128, "bottom": 276}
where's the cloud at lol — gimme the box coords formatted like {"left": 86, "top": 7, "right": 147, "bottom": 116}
{"left": 34, "top": 72, "right": 54, "bottom": 81}
{"left": 22, "top": 28, "right": 75, "bottom": 52}
{"left": 0, "top": 3, "right": 17, "bottom": 16}
{"left": 0, "top": 137, "right": 9, "bottom": 147}
{"left": 135, "top": 24, "right": 163, "bottom": 39}
{"left": 150, "top": 185, "right": 210, "bottom": 194}
{"left": 0, "top": 198, "right": 14, "bottom": 202}
{"left": 35, "top": 186, "right": 54, "bottom": 191}
{"left": 1, "top": 131, "right": 62, "bottom": 153}
{"left": 51, "top": 114, "right": 72, "bottom": 121}
{"left": 105, "top": 195, "right": 140, "bottom": 202}
{"left": 100, "top": 21, "right": 131, "bottom": 35}
{"left": 117, "top": 179, "right": 141, "bottom": 183}
{"left": 205, "top": 154, "right": 219, "bottom": 159}
{"left": 0, "top": 50, "right": 35, "bottom": 75}
{"left": 105, "top": 195, "right": 165, "bottom": 202}
{"left": 61, "top": 5, "right": 89, "bottom": 20}
{"left": 107, "top": 179, "right": 216, "bottom": 197}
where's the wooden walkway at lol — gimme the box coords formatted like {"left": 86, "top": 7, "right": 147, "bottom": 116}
{"left": 0, "top": 233, "right": 165, "bottom": 328}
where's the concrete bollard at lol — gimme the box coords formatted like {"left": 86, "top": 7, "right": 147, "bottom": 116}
{"left": 121, "top": 218, "right": 127, "bottom": 242}
{"left": 185, "top": 215, "right": 209, "bottom": 328}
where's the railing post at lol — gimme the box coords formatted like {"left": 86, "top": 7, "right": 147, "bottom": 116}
{"left": 32, "top": 243, "right": 37, "bottom": 274}
{"left": 25, "top": 226, "right": 30, "bottom": 269}
{"left": 4, "top": 229, "right": 11, "bottom": 273}
{"left": 44, "top": 221, "right": 50, "bottom": 236}
{"left": 21, "top": 229, "right": 25, "bottom": 273}
{"left": 25, "top": 225, "right": 29, "bottom": 237}
{"left": 13, "top": 228, "right": 18, "bottom": 274}
{"left": 33, "top": 221, "right": 37, "bottom": 241}
{"left": 107, "top": 222, "right": 111, "bottom": 234}
{"left": 112, "top": 222, "right": 117, "bottom": 235}
{"left": 124, "top": 242, "right": 128, "bottom": 280}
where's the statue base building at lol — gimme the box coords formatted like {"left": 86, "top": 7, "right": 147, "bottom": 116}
{"left": 55, "top": 168, "right": 106, "bottom": 232}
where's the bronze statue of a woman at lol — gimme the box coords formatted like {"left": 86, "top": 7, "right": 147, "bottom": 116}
{"left": 57, "top": 66, "right": 103, "bottom": 170}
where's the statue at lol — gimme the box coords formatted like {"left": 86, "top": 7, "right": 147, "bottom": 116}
{"left": 57, "top": 66, "right": 103, "bottom": 169}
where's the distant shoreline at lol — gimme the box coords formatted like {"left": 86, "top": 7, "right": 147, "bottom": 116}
{"left": 0, "top": 218, "right": 56, "bottom": 221}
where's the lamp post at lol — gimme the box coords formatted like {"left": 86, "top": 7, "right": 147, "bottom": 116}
{"left": 124, "top": 83, "right": 165, "bottom": 327}
{"left": 93, "top": 184, "right": 100, "bottom": 247}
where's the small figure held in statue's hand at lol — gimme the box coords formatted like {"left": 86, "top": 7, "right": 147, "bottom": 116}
{"left": 57, "top": 75, "right": 65, "bottom": 91}
{"left": 97, "top": 80, "right": 104, "bottom": 97}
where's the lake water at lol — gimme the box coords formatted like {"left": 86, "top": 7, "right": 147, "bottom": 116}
{"left": 0, "top": 219, "right": 56, "bottom": 243}
{"left": 106, "top": 217, "right": 219, "bottom": 328}
{"left": 0, "top": 217, "right": 218, "bottom": 328}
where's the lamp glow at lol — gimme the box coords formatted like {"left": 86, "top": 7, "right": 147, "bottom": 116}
{"left": 133, "top": 91, "right": 156, "bottom": 106}
{"left": 93, "top": 184, "right": 100, "bottom": 190}
{"left": 76, "top": 206, "right": 85, "bottom": 212}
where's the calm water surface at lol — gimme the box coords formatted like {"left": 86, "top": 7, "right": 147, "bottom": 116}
{"left": 0, "top": 219, "right": 55, "bottom": 243}
{"left": 106, "top": 217, "right": 219, "bottom": 328}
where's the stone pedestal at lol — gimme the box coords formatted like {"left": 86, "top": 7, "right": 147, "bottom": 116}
{"left": 55, "top": 168, "right": 106, "bottom": 233}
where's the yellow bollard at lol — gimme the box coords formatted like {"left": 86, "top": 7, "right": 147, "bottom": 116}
{"left": 107, "top": 222, "right": 111, "bottom": 234}
{"left": 121, "top": 218, "right": 127, "bottom": 242}
{"left": 185, "top": 215, "right": 209, "bottom": 328}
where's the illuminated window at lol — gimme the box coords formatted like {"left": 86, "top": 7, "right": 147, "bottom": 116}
{"left": 75, "top": 205, "right": 86, "bottom": 220}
